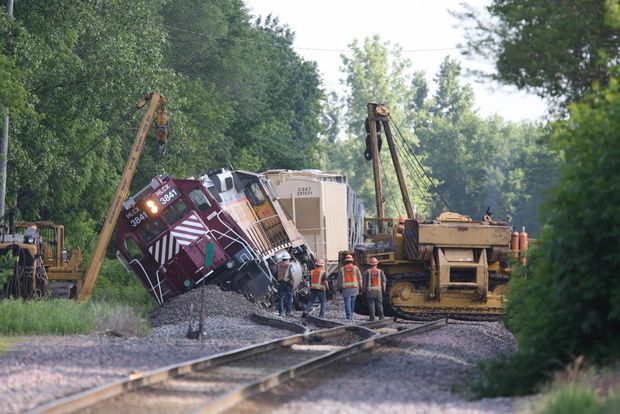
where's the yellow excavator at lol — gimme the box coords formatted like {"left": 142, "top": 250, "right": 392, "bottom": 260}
{"left": 350, "top": 103, "right": 517, "bottom": 320}
{"left": 0, "top": 93, "right": 169, "bottom": 301}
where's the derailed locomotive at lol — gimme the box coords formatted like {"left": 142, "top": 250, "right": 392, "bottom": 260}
{"left": 115, "top": 169, "right": 314, "bottom": 305}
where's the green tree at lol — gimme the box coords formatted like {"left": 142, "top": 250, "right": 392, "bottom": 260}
{"left": 430, "top": 57, "right": 473, "bottom": 121}
{"left": 477, "top": 79, "right": 620, "bottom": 396}
{"left": 457, "top": 0, "right": 620, "bottom": 108}
{"left": 0, "top": 0, "right": 324, "bottom": 253}
{"left": 331, "top": 35, "right": 430, "bottom": 217}
{"left": 0, "top": 53, "right": 28, "bottom": 113}
{"left": 166, "top": 2, "right": 323, "bottom": 171}
{"left": 0, "top": 0, "right": 174, "bottom": 230}
{"left": 331, "top": 40, "right": 556, "bottom": 232}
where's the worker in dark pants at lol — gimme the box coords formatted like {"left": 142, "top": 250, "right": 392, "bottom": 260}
{"left": 302, "top": 258, "right": 328, "bottom": 318}
{"left": 337, "top": 254, "right": 362, "bottom": 320}
{"left": 277, "top": 252, "right": 294, "bottom": 316}
{"left": 363, "top": 257, "right": 386, "bottom": 320}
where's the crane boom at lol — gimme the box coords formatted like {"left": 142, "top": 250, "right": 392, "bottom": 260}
{"left": 367, "top": 103, "right": 385, "bottom": 231}
{"left": 79, "top": 93, "right": 168, "bottom": 302}
{"left": 367, "top": 103, "right": 414, "bottom": 218}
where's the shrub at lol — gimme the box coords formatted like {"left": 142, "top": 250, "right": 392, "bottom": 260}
{"left": 476, "top": 79, "right": 620, "bottom": 396}
{"left": 91, "top": 259, "right": 156, "bottom": 315}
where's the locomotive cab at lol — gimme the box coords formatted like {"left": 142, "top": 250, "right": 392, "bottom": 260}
{"left": 116, "top": 175, "right": 274, "bottom": 304}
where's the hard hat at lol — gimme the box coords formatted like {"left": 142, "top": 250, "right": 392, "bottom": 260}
{"left": 368, "top": 257, "right": 378, "bottom": 266}
{"left": 315, "top": 258, "right": 325, "bottom": 266}
{"left": 280, "top": 251, "right": 291, "bottom": 261}
{"left": 344, "top": 254, "right": 354, "bottom": 262}
{"left": 398, "top": 215, "right": 406, "bottom": 224}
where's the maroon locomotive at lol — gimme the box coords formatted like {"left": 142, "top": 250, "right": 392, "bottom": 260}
{"left": 115, "top": 169, "right": 314, "bottom": 305}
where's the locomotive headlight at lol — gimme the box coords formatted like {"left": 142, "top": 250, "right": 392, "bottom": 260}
{"left": 145, "top": 199, "right": 159, "bottom": 214}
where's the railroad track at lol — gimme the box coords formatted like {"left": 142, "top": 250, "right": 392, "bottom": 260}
{"left": 29, "top": 316, "right": 447, "bottom": 414}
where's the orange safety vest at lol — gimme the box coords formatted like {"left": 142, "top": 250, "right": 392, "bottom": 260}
{"left": 341, "top": 264, "right": 360, "bottom": 289}
{"left": 310, "top": 268, "right": 326, "bottom": 291}
{"left": 366, "top": 268, "right": 382, "bottom": 292}
{"left": 278, "top": 262, "right": 292, "bottom": 282}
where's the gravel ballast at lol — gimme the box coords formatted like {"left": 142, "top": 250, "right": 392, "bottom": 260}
{"left": 0, "top": 287, "right": 288, "bottom": 413}
{"left": 0, "top": 286, "right": 525, "bottom": 413}
{"left": 237, "top": 320, "right": 524, "bottom": 414}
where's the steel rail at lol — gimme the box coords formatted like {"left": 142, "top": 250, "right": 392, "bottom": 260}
{"left": 28, "top": 320, "right": 391, "bottom": 414}
{"left": 304, "top": 313, "right": 345, "bottom": 328}
{"left": 190, "top": 318, "right": 447, "bottom": 414}
{"left": 250, "top": 312, "right": 308, "bottom": 333}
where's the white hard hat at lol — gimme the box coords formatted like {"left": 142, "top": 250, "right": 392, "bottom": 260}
{"left": 280, "top": 251, "right": 291, "bottom": 261}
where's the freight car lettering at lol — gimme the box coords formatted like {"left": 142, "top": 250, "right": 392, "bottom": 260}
{"left": 296, "top": 186, "right": 313, "bottom": 196}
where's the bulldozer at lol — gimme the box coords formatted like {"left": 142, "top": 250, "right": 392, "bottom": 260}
{"left": 350, "top": 103, "right": 520, "bottom": 320}
{"left": 0, "top": 221, "right": 83, "bottom": 298}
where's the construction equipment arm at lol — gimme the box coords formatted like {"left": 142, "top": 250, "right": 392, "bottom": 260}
{"left": 79, "top": 93, "right": 168, "bottom": 301}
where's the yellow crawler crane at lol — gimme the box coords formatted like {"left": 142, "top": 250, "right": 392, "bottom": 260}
{"left": 353, "top": 103, "right": 512, "bottom": 319}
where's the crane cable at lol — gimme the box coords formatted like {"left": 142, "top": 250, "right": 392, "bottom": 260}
{"left": 388, "top": 120, "right": 434, "bottom": 190}
{"left": 391, "top": 132, "right": 435, "bottom": 206}
{"left": 391, "top": 120, "right": 450, "bottom": 210}
{"left": 388, "top": 118, "right": 451, "bottom": 211}
{"left": 378, "top": 154, "right": 401, "bottom": 216}
{"left": 383, "top": 120, "right": 435, "bottom": 207}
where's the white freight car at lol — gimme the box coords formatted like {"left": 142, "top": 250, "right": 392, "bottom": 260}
{"left": 263, "top": 169, "right": 364, "bottom": 274}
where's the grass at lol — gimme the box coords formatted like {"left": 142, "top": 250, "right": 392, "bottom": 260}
{"left": 88, "top": 301, "right": 150, "bottom": 336}
{"left": 0, "top": 336, "right": 22, "bottom": 356}
{"left": 0, "top": 257, "right": 155, "bottom": 337}
{"left": 533, "top": 362, "right": 620, "bottom": 414}
{"left": 0, "top": 299, "right": 149, "bottom": 337}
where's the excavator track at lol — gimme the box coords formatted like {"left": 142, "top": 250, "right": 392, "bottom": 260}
{"left": 385, "top": 274, "right": 503, "bottom": 322}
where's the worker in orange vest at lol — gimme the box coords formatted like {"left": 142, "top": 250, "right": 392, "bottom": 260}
{"left": 337, "top": 254, "right": 362, "bottom": 320}
{"left": 277, "top": 252, "right": 294, "bottom": 316}
{"left": 363, "top": 257, "right": 386, "bottom": 320}
{"left": 302, "top": 258, "right": 328, "bottom": 318}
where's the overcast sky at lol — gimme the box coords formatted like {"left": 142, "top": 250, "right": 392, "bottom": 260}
{"left": 244, "top": 0, "right": 547, "bottom": 122}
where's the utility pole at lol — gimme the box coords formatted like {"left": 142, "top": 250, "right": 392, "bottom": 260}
{"left": 1, "top": 0, "right": 14, "bottom": 228}
{"left": 0, "top": 109, "right": 7, "bottom": 226}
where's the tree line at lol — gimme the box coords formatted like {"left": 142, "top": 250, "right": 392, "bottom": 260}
{"left": 0, "top": 0, "right": 561, "bottom": 249}
{"left": 0, "top": 0, "right": 323, "bottom": 250}
{"left": 324, "top": 37, "right": 559, "bottom": 234}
